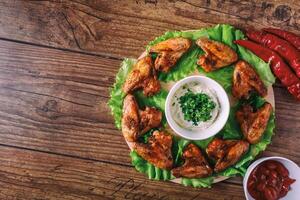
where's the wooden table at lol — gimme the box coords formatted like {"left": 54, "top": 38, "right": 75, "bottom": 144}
{"left": 0, "top": 0, "right": 299, "bottom": 199}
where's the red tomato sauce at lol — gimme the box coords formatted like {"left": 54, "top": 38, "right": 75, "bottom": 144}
{"left": 247, "top": 160, "right": 296, "bottom": 200}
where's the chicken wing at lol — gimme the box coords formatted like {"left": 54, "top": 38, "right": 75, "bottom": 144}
{"left": 232, "top": 60, "right": 267, "bottom": 99}
{"left": 133, "top": 131, "right": 173, "bottom": 169}
{"left": 206, "top": 138, "right": 249, "bottom": 173}
{"left": 139, "top": 107, "right": 162, "bottom": 134}
{"left": 122, "top": 94, "right": 140, "bottom": 142}
{"left": 236, "top": 103, "right": 273, "bottom": 144}
{"left": 206, "top": 138, "right": 236, "bottom": 160}
{"left": 150, "top": 37, "right": 191, "bottom": 72}
{"left": 123, "top": 56, "right": 160, "bottom": 96}
{"left": 142, "top": 75, "right": 161, "bottom": 97}
{"left": 196, "top": 37, "right": 238, "bottom": 72}
{"left": 172, "top": 143, "right": 212, "bottom": 178}
{"left": 215, "top": 140, "right": 249, "bottom": 173}
{"left": 122, "top": 94, "right": 162, "bottom": 142}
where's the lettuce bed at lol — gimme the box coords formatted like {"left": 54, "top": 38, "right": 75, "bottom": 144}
{"left": 108, "top": 24, "right": 276, "bottom": 187}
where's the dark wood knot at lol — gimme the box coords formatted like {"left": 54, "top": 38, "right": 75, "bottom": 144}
{"left": 272, "top": 5, "right": 292, "bottom": 22}
{"left": 36, "top": 100, "right": 61, "bottom": 120}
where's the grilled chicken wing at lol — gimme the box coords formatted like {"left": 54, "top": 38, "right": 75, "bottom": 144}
{"left": 150, "top": 37, "right": 191, "bottom": 72}
{"left": 139, "top": 107, "right": 162, "bottom": 134}
{"left": 133, "top": 131, "right": 173, "bottom": 169}
{"left": 214, "top": 140, "right": 249, "bottom": 173}
{"left": 122, "top": 94, "right": 162, "bottom": 142}
{"left": 142, "top": 76, "right": 161, "bottom": 97}
{"left": 172, "top": 143, "right": 212, "bottom": 178}
{"left": 123, "top": 56, "right": 160, "bottom": 96}
{"left": 232, "top": 60, "right": 267, "bottom": 99}
{"left": 206, "top": 138, "right": 236, "bottom": 161}
{"left": 196, "top": 38, "right": 238, "bottom": 72}
{"left": 236, "top": 103, "right": 272, "bottom": 144}
{"left": 122, "top": 94, "right": 140, "bottom": 142}
{"left": 206, "top": 138, "right": 249, "bottom": 173}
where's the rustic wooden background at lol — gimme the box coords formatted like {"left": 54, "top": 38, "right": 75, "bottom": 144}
{"left": 0, "top": 0, "right": 299, "bottom": 199}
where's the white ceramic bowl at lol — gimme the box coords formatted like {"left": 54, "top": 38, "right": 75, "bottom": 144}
{"left": 243, "top": 156, "right": 300, "bottom": 200}
{"left": 165, "top": 75, "right": 230, "bottom": 140}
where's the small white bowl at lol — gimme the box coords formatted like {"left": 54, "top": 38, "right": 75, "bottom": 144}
{"left": 243, "top": 156, "right": 300, "bottom": 200}
{"left": 165, "top": 75, "right": 230, "bottom": 140}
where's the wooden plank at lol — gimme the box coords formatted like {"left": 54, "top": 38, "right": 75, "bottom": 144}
{"left": 0, "top": 39, "right": 299, "bottom": 168}
{"left": 0, "top": 0, "right": 299, "bottom": 58}
{"left": 0, "top": 145, "right": 246, "bottom": 200}
{"left": 264, "top": 86, "right": 300, "bottom": 163}
{"left": 0, "top": 39, "right": 132, "bottom": 165}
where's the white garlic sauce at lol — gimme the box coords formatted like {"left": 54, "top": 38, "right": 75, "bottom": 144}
{"left": 170, "top": 81, "right": 220, "bottom": 131}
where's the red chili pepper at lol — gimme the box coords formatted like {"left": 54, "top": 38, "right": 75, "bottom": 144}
{"left": 263, "top": 28, "right": 300, "bottom": 51}
{"left": 246, "top": 29, "right": 300, "bottom": 78}
{"left": 235, "top": 39, "right": 300, "bottom": 101}
{"left": 288, "top": 83, "right": 300, "bottom": 101}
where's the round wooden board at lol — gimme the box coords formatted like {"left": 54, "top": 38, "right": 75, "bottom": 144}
{"left": 125, "top": 46, "right": 275, "bottom": 185}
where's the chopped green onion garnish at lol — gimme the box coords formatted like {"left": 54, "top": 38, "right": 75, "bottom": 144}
{"left": 179, "top": 91, "right": 216, "bottom": 125}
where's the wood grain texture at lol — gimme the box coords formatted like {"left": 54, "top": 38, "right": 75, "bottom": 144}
{"left": 0, "top": 0, "right": 299, "bottom": 199}
{"left": 0, "top": 145, "right": 246, "bottom": 200}
{"left": 0, "top": 0, "right": 299, "bottom": 58}
{"left": 0, "top": 39, "right": 132, "bottom": 166}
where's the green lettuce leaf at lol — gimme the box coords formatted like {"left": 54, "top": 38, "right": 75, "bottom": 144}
{"left": 172, "top": 137, "right": 190, "bottom": 165}
{"left": 108, "top": 58, "right": 135, "bottom": 129}
{"left": 134, "top": 89, "right": 168, "bottom": 112}
{"left": 147, "top": 29, "right": 208, "bottom": 48}
{"left": 130, "top": 151, "right": 175, "bottom": 180}
{"left": 218, "top": 105, "right": 242, "bottom": 140}
{"left": 181, "top": 177, "right": 214, "bottom": 188}
{"left": 198, "top": 66, "right": 234, "bottom": 93}
{"left": 158, "top": 45, "right": 202, "bottom": 82}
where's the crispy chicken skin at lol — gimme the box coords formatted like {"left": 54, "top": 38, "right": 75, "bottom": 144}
{"left": 196, "top": 38, "right": 238, "bottom": 72}
{"left": 133, "top": 131, "right": 173, "bottom": 169}
{"left": 214, "top": 140, "right": 249, "bottom": 173}
{"left": 123, "top": 56, "right": 160, "bottom": 96}
{"left": 236, "top": 103, "right": 273, "bottom": 144}
{"left": 232, "top": 60, "right": 267, "bottom": 99}
{"left": 122, "top": 94, "right": 162, "bottom": 142}
{"left": 122, "top": 94, "right": 140, "bottom": 142}
{"left": 206, "top": 138, "right": 236, "bottom": 161}
{"left": 150, "top": 37, "right": 191, "bottom": 73}
{"left": 206, "top": 138, "right": 249, "bottom": 173}
{"left": 142, "top": 76, "right": 161, "bottom": 97}
{"left": 172, "top": 143, "right": 212, "bottom": 178}
{"left": 139, "top": 107, "right": 162, "bottom": 134}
